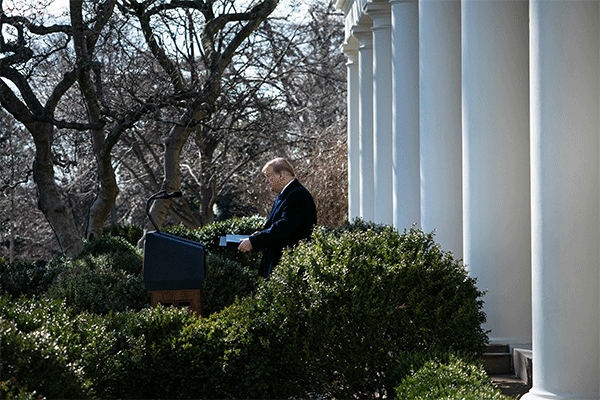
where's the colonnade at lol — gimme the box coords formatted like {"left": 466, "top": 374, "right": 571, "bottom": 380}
{"left": 337, "top": 0, "right": 600, "bottom": 398}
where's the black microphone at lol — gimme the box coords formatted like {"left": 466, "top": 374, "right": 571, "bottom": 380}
{"left": 152, "top": 191, "right": 183, "bottom": 200}
{"left": 145, "top": 191, "right": 183, "bottom": 232}
{"left": 162, "top": 190, "right": 182, "bottom": 199}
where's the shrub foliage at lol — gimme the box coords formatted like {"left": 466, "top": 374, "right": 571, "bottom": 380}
{"left": 395, "top": 354, "right": 510, "bottom": 399}
{"left": 218, "top": 225, "right": 488, "bottom": 398}
{"left": 0, "top": 258, "right": 65, "bottom": 298}
{"left": 1, "top": 219, "right": 490, "bottom": 399}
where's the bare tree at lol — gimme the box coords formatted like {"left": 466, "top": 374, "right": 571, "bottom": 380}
{"left": 111, "top": 0, "right": 279, "bottom": 235}
{"left": 115, "top": 0, "right": 348, "bottom": 229}
{"left": 248, "top": 0, "right": 348, "bottom": 227}
{"left": 1, "top": 0, "right": 279, "bottom": 254}
{"left": 0, "top": 0, "right": 112, "bottom": 254}
{"left": 0, "top": 109, "right": 31, "bottom": 261}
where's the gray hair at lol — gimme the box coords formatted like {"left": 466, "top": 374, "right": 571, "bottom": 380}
{"left": 262, "top": 157, "right": 295, "bottom": 177}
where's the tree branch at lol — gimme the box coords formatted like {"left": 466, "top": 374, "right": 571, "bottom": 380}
{"left": 0, "top": 14, "right": 72, "bottom": 36}
{"left": 0, "top": 66, "right": 43, "bottom": 114}
{"left": 134, "top": 2, "right": 185, "bottom": 92}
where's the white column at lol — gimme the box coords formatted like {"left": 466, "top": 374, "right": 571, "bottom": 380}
{"left": 462, "top": 0, "right": 530, "bottom": 345}
{"left": 353, "top": 21, "right": 375, "bottom": 222}
{"left": 418, "top": 0, "right": 462, "bottom": 259}
{"left": 523, "top": 1, "right": 600, "bottom": 399}
{"left": 366, "top": 1, "right": 393, "bottom": 226}
{"left": 342, "top": 37, "right": 361, "bottom": 221}
{"left": 390, "top": 0, "right": 419, "bottom": 231}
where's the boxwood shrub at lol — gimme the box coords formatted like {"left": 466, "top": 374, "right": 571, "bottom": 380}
{"left": 102, "top": 224, "right": 144, "bottom": 246}
{"left": 0, "top": 296, "right": 94, "bottom": 399}
{"left": 78, "top": 306, "right": 212, "bottom": 399}
{"left": 0, "top": 378, "right": 40, "bottom": 400}
{"left": 47, "top": 258, "right": 148, "bottom": 315}
{"left": 165, "top": 216, "right": 264, "bottom": 266}
{"left": 47, "top": 237, "right": 148, "bottom": 314}
{"left": 1, "top": 220, "right": 490, "bottom": 399}
{"left": 201, "top": 224, "right": 489, "bottom": 398}
{"left": 0, "top": 258, "right": 65, "bottom": 299}
{"left": 201, "top": 253, "right": 260, "bottom": 316}
{"left": 75, "top": 236, "right": 143, "bottom": 275}
{"left": 394, "top": 354, "right": 510, "bottom": 399}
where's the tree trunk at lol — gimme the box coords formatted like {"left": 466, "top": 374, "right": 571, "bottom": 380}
{"left": 72, "top": 0, "right": 120, "bottom": 242}
{"left": 195, "top": 131, "right": 219, "bottom": 226}
{"left": 9, "top": 189, "right": 15, "bottom": 263}
{"left": 146, "top": 121, "right": 195, "bottom": 231}
{"left": 86, "top": 143, "right": 119, "bottom": 241}
{"left": 31, "top": 122, "right": 82, "bottom": 256}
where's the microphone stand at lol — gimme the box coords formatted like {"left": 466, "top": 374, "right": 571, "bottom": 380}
{"left": 145, "top": 190, "right": 183, "bottom": 232}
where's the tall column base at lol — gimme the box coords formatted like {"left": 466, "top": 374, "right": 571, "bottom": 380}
{"left": 522, "top": 390, "right": 599, "bottom": 400}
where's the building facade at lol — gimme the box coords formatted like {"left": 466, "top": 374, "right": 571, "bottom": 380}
{"left": 336, "top": 0, "right": 600, "bottom": 398}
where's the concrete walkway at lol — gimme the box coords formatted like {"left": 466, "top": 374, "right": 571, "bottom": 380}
{"left": 491, "top": 374, "right": 531, "bottom": 399}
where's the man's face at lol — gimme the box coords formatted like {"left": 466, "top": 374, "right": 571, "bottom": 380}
{"left": 264, "top": 166, "right": 285, "bottom": 194}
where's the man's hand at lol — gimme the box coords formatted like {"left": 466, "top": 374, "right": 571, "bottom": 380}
{"left": 238, "top": 238, "right": 253, "bottom": 253}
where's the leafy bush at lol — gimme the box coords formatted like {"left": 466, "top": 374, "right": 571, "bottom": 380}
{"left": 324, "top": 216, "right": 392, "bottom": 236}
{"left": 166, "top": 216, "right": 264, "bottom": 267}
{"left": 1, "top": 236, "right": 146, "bottom": 314}
{"left": 46, "top": 238, "right": 147, "bottom": 314}
{"left": 1, "top": 220, "right": 490, "bottom": 399}
{"left": 221, "top": 225, "right": 488, "bottom": 398}
{"left": 0, "top": 258, "right": 65, "bottom": 299}
{"left": 103, "top": 224, "right": 144, "bottom": 246}
{"left": 201, "top": 253, "right": 260, "bottom": 316}
{"left": 47, "top": 256, "right": 149, "bottom": 314}
{"left": 196, "top": 215, "right": 265, "bottom": 252}
{"left": 0, "top": 295, "right": 216, "bottom": 400}
{"left": 79, "top": 306, "right": 214, "bottom": 399}
{"left": 394, "top": 354, "right": 510, "bottom": 399}
{"left": 0, "top": 297, "right": 94, "bottom": 399}
{"left": 0, "top": 378, "right": 40, "bottom": 400}
{"left": 76, "top": 236, "right": 143, "bottom": 275}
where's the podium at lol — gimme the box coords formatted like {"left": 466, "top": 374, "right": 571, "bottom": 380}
{"left": 143, "top": 231, "right": 206, "bottom": 315}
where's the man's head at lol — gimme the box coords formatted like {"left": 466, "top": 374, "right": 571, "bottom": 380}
{"left": 262, "top": 158, "right": 295, "bottom": 194}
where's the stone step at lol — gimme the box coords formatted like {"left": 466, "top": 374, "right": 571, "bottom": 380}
{"left": 513, "top": 347, "right": 533, "bottom": 386}
{"left": 482, "top": 344, "right": 512, "bottom": 375}
{"left": 487, "top": 344, "right": 510, "bottom": 354}
{"left": 483, "top": 352, "right": 513, "bottom": 375}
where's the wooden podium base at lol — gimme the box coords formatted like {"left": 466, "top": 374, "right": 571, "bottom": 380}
{"left": 149, "top": 289, "right": 202, "bottom": 316}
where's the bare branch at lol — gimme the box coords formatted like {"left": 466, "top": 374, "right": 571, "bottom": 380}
{"left": 0, "top": 14, "right": 72, "bottom": 36}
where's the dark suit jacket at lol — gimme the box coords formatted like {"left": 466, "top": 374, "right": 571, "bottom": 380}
{"left": 249, "top": 179, "right": 317, "bottom": 278}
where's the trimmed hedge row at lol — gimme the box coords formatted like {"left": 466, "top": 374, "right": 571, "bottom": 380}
{"left": 1, "top": 219, "right": 494, "bottom": 399}
{"left": 0, "top": 217, "right": 266, "bottom": 316}
{"left": 218, "top": 225, "right": 489, "bottom": 398}
{"left": 0, "top": 301, "right": 499, "bottom": 399}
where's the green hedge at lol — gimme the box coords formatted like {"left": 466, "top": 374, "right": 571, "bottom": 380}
{"left": 0, "top": 219, "right": 264, "bottom": 316}
{"left": 165, "top": 215, "right": 264, "bottom": 266}
{"left": 215, "top": 225, "right": 488, "bottom": 398}
{"left": 0, "top": 297, "right": 95, "bottom": 399}
{"left": 395, "top": 354, "right": 510, "bottom": 399}
{"left": 102, "top": 224, "right": 144, "bottom": 246}
{"left": 46, "top": 237, "right": 148, "bottom": 314}
{"left": 47, "top": 256, "right": 149, "bottom": 315}
{"left": 1, "top": 219, "right": 490, "bottom": 399}
{"left": 0, "top": 258, "right": 65, "bottom": 299}
{"left": 201, "top": 253, "right": 260, "bottom": 316}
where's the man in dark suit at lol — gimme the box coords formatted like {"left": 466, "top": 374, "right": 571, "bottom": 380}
{"left": 238, "top": 157, "right": 317, "bottom": 278}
